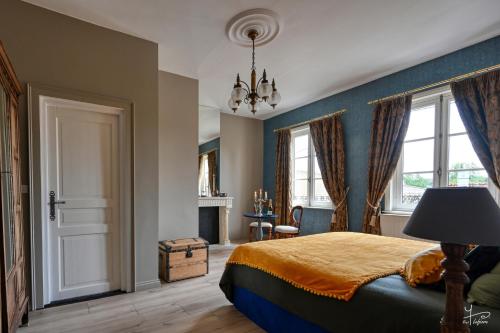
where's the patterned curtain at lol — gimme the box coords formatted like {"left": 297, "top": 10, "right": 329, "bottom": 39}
{"left": 207, "top": 151, "right": 217, "bottom": 195}
{"left": 362, "top": 96, "right": 412, "bottom": 234}
{"left": 309, "top": 115, "right": 348, "bottom": 231}
{"left": 275, "top": 129, "right": 292, "bottom": 226}
{"left": 451, "top": 70, "right": 500, "bottom": 188}
{"left": 198, "top": 154, "right": 204, "bottom": 190}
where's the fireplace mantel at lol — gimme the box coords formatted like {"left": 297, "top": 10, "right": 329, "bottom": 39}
{"left": 198, "top": 197, "right": 233, "bottom": 245}
{"left": 198, "top": 197, "right": 233, "bottom": 208}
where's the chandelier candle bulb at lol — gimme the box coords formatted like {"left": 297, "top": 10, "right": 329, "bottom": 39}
{"left": 257, "top": 69, "right": 273, "bottom": 100}
{"left": 268, "top": 79, "right": 281, "bottom": 109}
{"left": 228, "top": 97, "right": 239, "bottom": 112}
{"left": 231, "top": 77, "right": 245, "bottom": 104}
{"left": 248, "top": 101, "right": 261, "bottom": 112}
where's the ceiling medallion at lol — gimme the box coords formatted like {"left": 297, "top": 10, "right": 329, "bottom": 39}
{"left": 226, "top": 9, "right": 282, "bottom": 114}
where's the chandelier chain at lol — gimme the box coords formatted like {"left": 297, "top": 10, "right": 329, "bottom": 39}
{"left": 251, "top": 37, "right": 256, "bottom": 71}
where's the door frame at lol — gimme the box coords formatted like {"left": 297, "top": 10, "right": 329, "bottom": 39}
{"left": 28, "top": 83, "right": 134, "bottom": 309}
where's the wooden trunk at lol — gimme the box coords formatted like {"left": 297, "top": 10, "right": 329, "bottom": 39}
{"left": 159, "top": 238, "right": 209, "bottom": 282}
{"left": 0, "top": 40, "right": 29, "bottom": 332}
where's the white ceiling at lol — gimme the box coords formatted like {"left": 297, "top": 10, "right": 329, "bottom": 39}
{"left": 199, "top": 106, "right": 220, "bottom": 145}
{"left": 24, "top": 0, "right": 500, "bottom": 120}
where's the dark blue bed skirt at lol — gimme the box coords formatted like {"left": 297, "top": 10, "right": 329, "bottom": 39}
{"left": 233, "top": 286, "right": 328, "bottom": 333}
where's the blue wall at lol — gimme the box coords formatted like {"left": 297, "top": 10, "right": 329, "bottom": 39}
{"left": 199, "top": 137, "right": 221, "bottom": 190}
{"left": 263, "top": 36, "right": 500, "bottom": 234}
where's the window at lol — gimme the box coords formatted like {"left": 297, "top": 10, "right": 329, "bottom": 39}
{"left": 388, "top": 87, "right": 496, "bottom": 211}
{"left": 291, "top": 127, "right": 331, "bottom": 207}
{"left": 199, "top": 154, "right": 210, "bottom": 196}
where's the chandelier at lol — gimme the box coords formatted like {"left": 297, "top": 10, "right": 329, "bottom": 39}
{"left": 228, "top": 29, "right": 281, "bottom": 114}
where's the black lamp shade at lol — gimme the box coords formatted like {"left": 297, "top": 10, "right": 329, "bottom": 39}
{"left": 403, "top": 187, "right": 500, "bottom": 246}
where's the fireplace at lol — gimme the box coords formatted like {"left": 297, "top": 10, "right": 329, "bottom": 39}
{"left": 199, "top": 207, "right": 219, "bottom": 244}
{"left": 198, "top": 197, "right": 233, "bottom": 245}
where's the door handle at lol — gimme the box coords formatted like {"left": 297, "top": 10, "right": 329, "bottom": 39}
{"left": 48, "top": 191, "right": 66, "bottom": 221}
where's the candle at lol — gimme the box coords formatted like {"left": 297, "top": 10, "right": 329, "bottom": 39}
{"left": 254, "top": 191, "right": 257, "bottom": 201}
{"left": 265, "top": 191, "right": 268, "bottom": 200}
{"left": 259, "top": 188, "right": 262, "bottom": 199}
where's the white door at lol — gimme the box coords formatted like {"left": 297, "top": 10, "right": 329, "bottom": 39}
{"left": 42, "top": 98, "right": 121, "bottom": 303}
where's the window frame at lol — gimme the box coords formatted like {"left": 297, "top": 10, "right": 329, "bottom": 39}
{"left": 198, "top": 154, "right": 210, "bottom": 196}
{"left": 391, "top": 93, "right": 441, "bottom": 211}
{"left": 386, "top": 86, "right": 498, "bottom": 212}
{"left": 291, "top": 126, "right": 333, "bottom": 208}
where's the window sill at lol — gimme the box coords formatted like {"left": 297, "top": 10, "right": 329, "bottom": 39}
{"left": 382, "top": 210, "right": 412, "bottom": 217}
{"left": 301, "top": 205, "right": 334, "bottom": 210}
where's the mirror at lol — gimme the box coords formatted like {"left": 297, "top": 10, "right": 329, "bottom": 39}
{"left": 198, "top": 106, "right": 220, "bottom": 197}
{"left": 0, "top": 86, "right": 14, "bottom": 272}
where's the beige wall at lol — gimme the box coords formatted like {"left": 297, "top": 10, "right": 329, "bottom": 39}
{"left": 0, "top": 0, "right": 159, "bottom": 289}
{"left": 158, "top": 71, "right": 199, "bottom": 240}
{"left": 220, "top": 113, "right": 263, "bottom": 240}
{"left": 380, "top": 214, "right": 437, "bottom": 243}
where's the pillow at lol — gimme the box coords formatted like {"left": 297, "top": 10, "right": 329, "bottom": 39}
{"left": 467, "top": 262, "right": 500, "bottom": 309}
{"left": 402, "top": 246, "right": 444, "bottom": 287}
{"left": 464, "top": 246, "right": 500, "bottom": 294}
{"left": 422, "top": 246, "right": 500, "bottom": 293}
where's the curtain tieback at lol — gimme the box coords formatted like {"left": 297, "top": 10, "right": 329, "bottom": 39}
{"left": 331, "top": 187, "right": 350, "bottom": 224}
{"left": 366, "top": 199, "right": 381, "bottom": 227}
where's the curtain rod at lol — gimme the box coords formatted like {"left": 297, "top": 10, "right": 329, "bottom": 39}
{"left": 273, "top": 108, "right": 347, "bottom": 133}
{"left": 367, "top": 63, "right": 500, "bottom": 105}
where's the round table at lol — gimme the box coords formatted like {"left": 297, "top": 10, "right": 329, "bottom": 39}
{"left": 243, "top": 212, "right": 278, "bottom": 241}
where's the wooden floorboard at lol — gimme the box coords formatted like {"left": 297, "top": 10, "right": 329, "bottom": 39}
{"left": 19, "top": 245, "right": 264, "bottom": 333}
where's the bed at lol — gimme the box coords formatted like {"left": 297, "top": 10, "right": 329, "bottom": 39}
{"left": 220, "top": 232, "right": 500, "bottom": 333}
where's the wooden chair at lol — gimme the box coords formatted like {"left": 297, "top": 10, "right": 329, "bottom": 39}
{"left": 274, "top": 206, "right": 304, "bottom": 238}
{"left": 248, "top": 221, "right": 273, "bottom": 241}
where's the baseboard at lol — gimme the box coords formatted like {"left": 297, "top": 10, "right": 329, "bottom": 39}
{"left": 135, "top": 279, "right": 161, "bottom": 291}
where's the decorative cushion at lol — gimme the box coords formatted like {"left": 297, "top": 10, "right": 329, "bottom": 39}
{"left": 467, "top": 262, "right": 500, "bottom": 309}
{"left": 425, "top": 245, "right": 500, "bottom": 294}
{"left": 464, "top": 246, "right": 500, "bottom": 294}
{"left": 401, "top": 245, "right": 444, "bottom": 287}
{"left": 275, "top": 225, "right": 299, "bottom": 234}
{"left": 249, "top": 221, "right": 273, "bottom": 228}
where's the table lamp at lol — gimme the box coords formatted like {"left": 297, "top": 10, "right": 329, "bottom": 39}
{"left": 403, "top": 187, "right": 500, "bottom": 333}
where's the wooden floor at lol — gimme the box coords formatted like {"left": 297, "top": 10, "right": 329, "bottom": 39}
{"left": 19, "top": 245, "right": 263, "bottom": 333}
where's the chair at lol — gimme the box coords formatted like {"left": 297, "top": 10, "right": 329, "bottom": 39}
{"left": 248, "top": 221, "right": 273, "bottom": 241}
{"left": 274, "top": 206, "right": 304, "bottom": 239}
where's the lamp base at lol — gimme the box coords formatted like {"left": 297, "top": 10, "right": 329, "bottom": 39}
{"left": 440, "top": 243, "right": 470, "bottom": 333}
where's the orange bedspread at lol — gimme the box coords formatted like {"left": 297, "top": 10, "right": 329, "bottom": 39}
{"left": 226, "top": 232, "right": 435, "bottom": 301}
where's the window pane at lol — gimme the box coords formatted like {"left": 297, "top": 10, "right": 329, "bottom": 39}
{"left": 448, "top": 134, "right": 483, "bottom": 170}
{"left": 405, "top": 105, "right": 435, "bottom": 141}
{"left": 314, "top": 156, "right": 322, "bottom": 179}
{"left": 294, "top": 134, "right": 309, "bottom": 158}
{"left": 449, "top": 101, "right": 466, "bottom": 134}
{"left": 402, "top": 173, "right": 433, "bottom": 207}
{"left": 448, "top": 169, "right": 488, "bottom": 187}
{"left": 403, "top": 139, "right": 434, "bottom": 173}
{"left": 314, "top": 179, "right": 330, "bottom": 202}
{"left": 293, "top": 179, "right": 308, "bottom": 201}
{"left": 294, "top": 157, "right": 308, "bottom": 180}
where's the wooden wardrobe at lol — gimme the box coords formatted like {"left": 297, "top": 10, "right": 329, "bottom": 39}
{"left": 0, "top": 41, "right": 29, "bottom": 332}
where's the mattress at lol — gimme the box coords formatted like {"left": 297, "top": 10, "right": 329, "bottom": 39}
{"left": 220, "top": 264, "right": 500, "bottom": 333}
